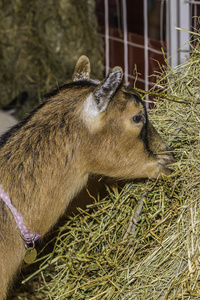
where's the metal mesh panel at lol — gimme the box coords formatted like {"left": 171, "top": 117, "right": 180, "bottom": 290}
{"left": 96, "top": 0, "right": 200, "bottom": 98}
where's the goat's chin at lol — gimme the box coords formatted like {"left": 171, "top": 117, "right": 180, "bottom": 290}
{"left": 145, "top": 164, "right": 173, "bottom": 179}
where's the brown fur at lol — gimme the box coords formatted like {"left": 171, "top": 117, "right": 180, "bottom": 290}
{"left": 0, "top": 56, "right": 174, "bottom": 299}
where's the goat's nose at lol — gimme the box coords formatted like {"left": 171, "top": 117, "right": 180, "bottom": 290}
{"left": 158, "top": 150, "right": 174, "bottom": 168}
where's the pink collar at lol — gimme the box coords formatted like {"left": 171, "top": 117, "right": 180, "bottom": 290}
{"left": 0, "top": 186, "right": 40, "bottom": 244}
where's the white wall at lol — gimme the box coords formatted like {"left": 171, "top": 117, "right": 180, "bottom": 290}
{"left": 0, "top": 110, "right": 18, "bottom": 136}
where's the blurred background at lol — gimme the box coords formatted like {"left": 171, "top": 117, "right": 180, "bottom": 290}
{"left": 0, "top": 0, "right": 199, "bottom": 118}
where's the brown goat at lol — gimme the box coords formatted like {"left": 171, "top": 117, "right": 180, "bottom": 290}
{"left": 0, "top": 55, "right": 174, "bottom": 299}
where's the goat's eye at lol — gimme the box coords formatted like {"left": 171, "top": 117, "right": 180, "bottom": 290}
{"left": 132, "top": 115, "right": 142, "bottom": 123}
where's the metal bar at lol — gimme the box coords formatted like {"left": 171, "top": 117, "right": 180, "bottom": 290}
{"left": 122, "top": 0, "right": 128, "bottom": 83}
{"left": 167, "top": 0, "right": 191, "bottom": 68}
{"left": 179, "top": 0, "right": 190, "bottom": 65}
{"left": 186, "top": 0, "right": 200, "bottom": 4}
{"left": 143, "top": 0, "right": 149, "bottom": 106}
{"left": 104, "top": 0, "right": 110, "bottom": 75}
{"left": 98, "top": 34, "right": 165, "bottom": 55}
{"left": 167, "top": 0, "right": 179, "bottom": 68}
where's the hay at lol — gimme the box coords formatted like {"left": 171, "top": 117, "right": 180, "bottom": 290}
{"left": 9, "top": 43, "right": 200, "bottom": 299}
{"left": 0, "top": 0, "right": 103, "bottom": 118}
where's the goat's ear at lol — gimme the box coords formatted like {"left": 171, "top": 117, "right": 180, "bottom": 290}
{"left": 72, "top": 55, "right": 91, "bottom": 81}
{"left": 82, "top": 67, "right": 123, "bottom": 125}
{"left": 93, "top": 67, "right": 123, "bottom": 112}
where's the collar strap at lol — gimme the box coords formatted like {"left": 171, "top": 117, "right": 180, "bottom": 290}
{"left": 0, "top": 186, "right": 40, "bottom": 244}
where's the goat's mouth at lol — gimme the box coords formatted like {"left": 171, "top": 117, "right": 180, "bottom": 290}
{"left": 158, "top": 160, "right": 175, "bottom": 175}
{"left": 157, "top": 151, "right": 175, "bottom": 175}
{"left": 160, "top": 161, "right": 174, "bottom": 169}
{"left": 156, "top": 149, "right": 174, "bottom": 162}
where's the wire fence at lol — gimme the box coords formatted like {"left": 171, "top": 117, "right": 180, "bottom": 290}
{"left": 95, "top": 0, "right": 200, "bottom": 105}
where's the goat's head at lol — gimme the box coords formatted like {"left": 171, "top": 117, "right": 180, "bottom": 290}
{"left": 72, "top": 55, "right": 174, "bottom": 179}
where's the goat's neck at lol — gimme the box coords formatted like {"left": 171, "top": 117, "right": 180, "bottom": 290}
{"left": 28, "top": 169, "right": 88, "bottom": 236}
{"left": 0, "top": 145, "right": 88, "bottom": 237}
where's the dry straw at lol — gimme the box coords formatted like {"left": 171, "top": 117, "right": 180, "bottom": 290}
{"left": 9, "top": 42, "right": 200, "bottom": 299}
{"left": 0, "top": 0, "right": 103, "bottom": 117}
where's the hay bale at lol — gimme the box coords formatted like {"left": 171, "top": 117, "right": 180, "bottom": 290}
{"left": 9, "top": 45, "right": 200, "bottom": 299}
{"left": 0, "top": 0, "right": 103, "bottom": 118}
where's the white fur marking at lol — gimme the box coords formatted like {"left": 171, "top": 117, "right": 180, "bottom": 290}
{"left": 83, "top": 93, "right": 99, "bottom": 118}
{"left": 82, "top": 93, "right": 102, "bottom": 131}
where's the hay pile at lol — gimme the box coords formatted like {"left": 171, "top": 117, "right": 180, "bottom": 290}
{"left": 9, "top": 45, "right": 200, "bottom": 299}
{"left": 0, "top": 0, "right": 103, "bottom": 117}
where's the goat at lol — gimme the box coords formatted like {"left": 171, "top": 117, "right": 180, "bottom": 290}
{"left": 0, "top": 55, "right": 174, "bottom": 299}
